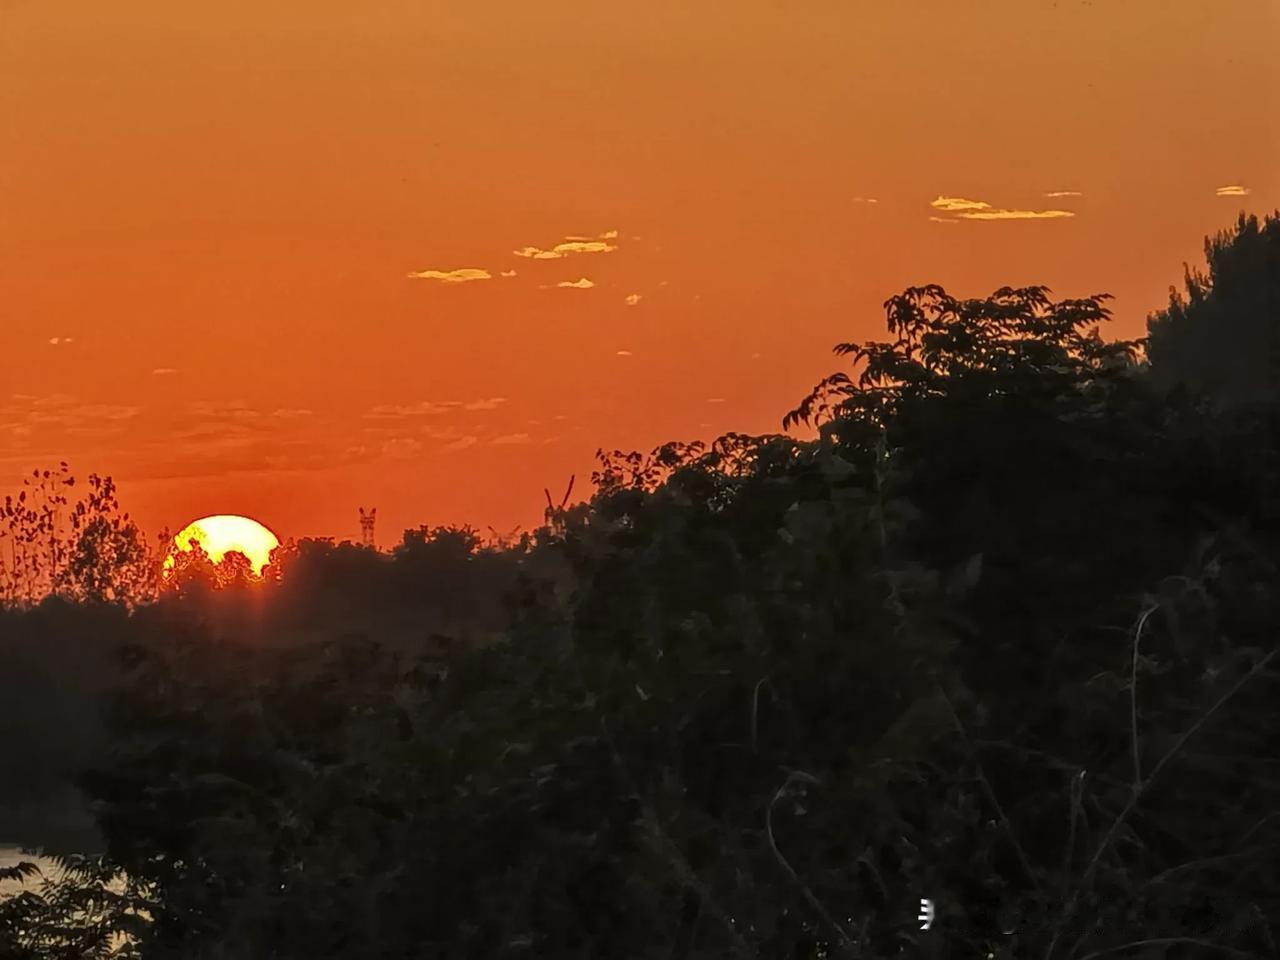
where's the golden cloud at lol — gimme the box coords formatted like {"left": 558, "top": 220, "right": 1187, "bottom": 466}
{"left": 1044, "top": 190, "right": 1083, "bottom": 197}
{"left": 407, "top": 268, "right": 492, "bottom": 282}
{"left": 957, "top": 209, "right": 1075, "bottom": 220}
{"left": 931, "top": 196, "right": 993, "bottom": 212}
{"left": 931, "top": 195, "right": 1075, "bottom": 221}
{"left": 514, "top": 229, "right": 619, "bottom": 259}
{"left": 557, "top": 278, "right": 595, "bottom": 289}
{"left": 625, "top": 293, "right": 642, "bottom": 305}
{"left": 516, "top": 240, "right": 617, "bottom": 259}
{"left": 1215, "top": 184, "right": 1250, "bottom": 197}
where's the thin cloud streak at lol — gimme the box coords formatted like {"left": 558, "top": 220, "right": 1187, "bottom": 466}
{"left": 957, "top": 209, "right": 1075, "bottom": 220}
{"left": 515, "top": 240, "right": 616, "bottom": 259}
{"left": 364, "top": 397, "right": 506, "bottom": 418}
{"left": 440, "top": 436, "right": 479, "bottom": 453}
{"left": 514, "top": 230, "right": 618, "bottom": 259}
{"left": 406, "top": 268, "right": 492, "bottom": 282}
{"left": 932, "top": 196, "right": 992, "bottom": 212}
{"left": 1215, "top": 184, "right": 1250, "bottom": 197}
{"left": 930, "top": 195, "right": 1075, "bottom": 221}
{"left": 462, "top": 397, "right": 507, "bottom": 411}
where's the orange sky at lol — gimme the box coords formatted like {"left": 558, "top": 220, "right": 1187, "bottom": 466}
{"left": 2, "top": 0, "right": 1277, "bottom": 545}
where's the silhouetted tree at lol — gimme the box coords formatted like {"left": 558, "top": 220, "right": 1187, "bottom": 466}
{"left": 1, "top": 466, "right": 158, "bottom": 609}
{"left": 1146, "top": 210, "right": 1280, "bottom": 404}
{"left": 6, "top": 257, "right": 1280, "bottom": 959}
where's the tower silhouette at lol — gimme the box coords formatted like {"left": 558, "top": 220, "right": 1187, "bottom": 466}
{"left": 358, "top": 507, "right": 376, "bottom": 548}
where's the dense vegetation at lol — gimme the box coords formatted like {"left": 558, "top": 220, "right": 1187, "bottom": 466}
{"left": 2, "top": 213, "right": 1278, "bottom": 959}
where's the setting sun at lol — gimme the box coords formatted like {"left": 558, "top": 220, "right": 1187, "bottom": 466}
{"left": 165, "top": 515, "right": 281, "bottom": 576}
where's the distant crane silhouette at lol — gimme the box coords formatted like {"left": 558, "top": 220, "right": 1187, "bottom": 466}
{"left": 358, "top": 507, "right": 376, "bottom": 548}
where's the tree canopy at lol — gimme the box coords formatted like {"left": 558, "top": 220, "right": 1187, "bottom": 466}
{"left": 2, "top": 228, "right": 1279, "bottom": 959}
{"left": 1146, "top": 210, "right": 1280, "bottom": 405}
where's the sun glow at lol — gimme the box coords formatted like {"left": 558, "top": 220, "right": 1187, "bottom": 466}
{"left": 165, "top": 515, "right": 280, "bottom": 576}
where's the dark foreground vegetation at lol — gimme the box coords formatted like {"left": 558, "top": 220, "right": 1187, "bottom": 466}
{"left": 2, "top": 213, "right": 1278, "bottom": 959}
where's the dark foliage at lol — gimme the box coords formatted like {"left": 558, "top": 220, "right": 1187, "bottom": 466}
{"left": 2, "top": 219, "right": 1279, "bottom": 959}
{"left": 1146, "top": 210, "right": 1280, "bottom": 404}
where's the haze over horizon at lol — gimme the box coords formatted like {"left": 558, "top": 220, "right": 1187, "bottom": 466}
{"left": 3, "top": 0, "right": 1277, "bottom": 543}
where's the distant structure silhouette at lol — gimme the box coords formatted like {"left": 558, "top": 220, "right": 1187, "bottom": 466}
{"left": 358, "top": 507, "right": 376, "bottom": 549}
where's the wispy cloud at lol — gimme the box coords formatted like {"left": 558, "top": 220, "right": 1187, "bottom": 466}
{"left": 959, "top": 209, "right": 1075, "bottom": 220}
{"left": 851, "top": 197, "right": 879, "bottom": 204}
{"left": 624, "top": 293, "right": 642, "bottom": 306}
{"left": 616, "top": 350, "right": 633, "bottom": 357}
{"left": 1215, "top": 184, "right": 1250, "bottom": 197}
{"left": 930, "top": 195, "right": 1075, "bottom": 221}
{"left": 47, "top": 337, "right": 74, "bottom": 346}
{"left": 516, "top": 240, "right": 616, "bottom": 259}
{"left": 365, "top": 401, "right": 458, "bottom": 419}
{"left": 490, "top": 433, "right": 532, "bottom": 446}
{"left": 1044, "top": 190, "right": 1083, "bottom": 198}
{"left": 381, "top": 437, "right": 423, "bottom": 459}
{"left": 557, "top": 278, "right": 595, "bottom": 289}
{"left": 73, "top": 404, "right": 142, "bottom": 420}
{"left": 440, "top": 435, "right": 479, "bottom": 453}
{"left": 932, "top": 196, "right": 993, "bottom": 212}
{"left": 187, "top": 399, "right": 260, "bottom": 420}
{"left": 462, "top": 397, "right": 507, "bottom": 411}
{"left": 500, "top": 269, "right": 517, "bottom": 277}
{"left": 416, "top": 424, "right": 463, "bottom": 441}
{"left": 514, "top": 230, "right": 618, "bottom": 259}
{"left": 407, "top": 268, "right": 492, "bottom": 282}
{"left": 364, "top": 397, "right": 506, "bottom": 419}
{"left": 152, "top": 368, "right": 178, "bottom": 375}
{"left": 0, "top": 394, "right": 146, "bottom": 463}
{"left": 706, "top": 398, "right": 726, "bottom": 404}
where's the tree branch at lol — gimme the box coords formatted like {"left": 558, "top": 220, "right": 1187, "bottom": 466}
{"left": 1129, "top": 605, "right": 1158, "bottom": 788}
{"left": 765, "top": 770, "right": 858, "bottom": 957}
{"left": 1045, "top": 645, "right": 1278, "bottom": 960}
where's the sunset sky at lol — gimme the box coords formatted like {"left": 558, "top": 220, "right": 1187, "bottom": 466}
{"left": 2, "top": 0, "right": 1277, "bottom": 545}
